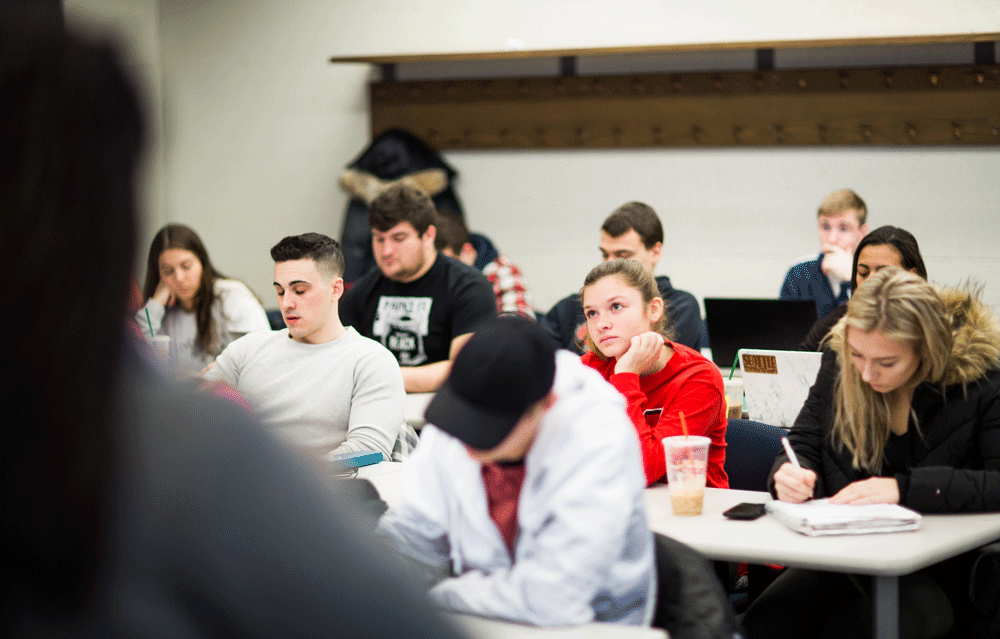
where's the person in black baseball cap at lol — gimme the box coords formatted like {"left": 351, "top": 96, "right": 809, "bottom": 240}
{"left": 378, "top": 315, "right": 657, "bottom": 627}
{"left": 424, "top": 314, "right": 556, "bottom": 461}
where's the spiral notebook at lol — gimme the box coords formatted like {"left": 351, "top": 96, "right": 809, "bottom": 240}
{"left": 766, "top": 499, "right": 922, "bottom": 536}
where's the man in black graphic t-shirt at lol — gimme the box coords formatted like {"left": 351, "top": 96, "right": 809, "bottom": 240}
{"left": 340, "top": 183, "right": 496, "bottom": 392}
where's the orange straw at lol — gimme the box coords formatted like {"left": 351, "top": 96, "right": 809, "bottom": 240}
{"left": 679, "top": 411, "right": 689, "bottom": 438}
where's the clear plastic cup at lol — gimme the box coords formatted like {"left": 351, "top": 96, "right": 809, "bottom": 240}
{"left": 663, "top": 435, "right": 711, "bottom": 516}
{"left": 723, "top": 378, "right": 744, "bottom": 420}
{"left": 151, "top": 335, "right": 171, "bottom": 363}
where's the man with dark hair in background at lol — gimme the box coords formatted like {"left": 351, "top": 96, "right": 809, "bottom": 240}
{"left": 543, "top": 201, "right": 702, "bottom": 353}
{"left": 205, "top": 232, "right": 414, "bottom": 462}
{"left": 339, "top": 183, "right": 497, "bottom": 392}
{"left": 434, "top": 209, "right": 535, "bottom": 318}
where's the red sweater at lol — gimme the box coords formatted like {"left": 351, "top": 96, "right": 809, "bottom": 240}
{"left": 582, "top": 342, "right": 729, "bottom": 488}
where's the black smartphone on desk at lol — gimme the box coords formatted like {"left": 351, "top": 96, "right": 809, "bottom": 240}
{"left": 723, "top": 502, "right": 767, "bottom": 520}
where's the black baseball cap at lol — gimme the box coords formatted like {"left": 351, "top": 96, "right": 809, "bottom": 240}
{"left": 424, "top": 315, "right": 557, "bottom": 450}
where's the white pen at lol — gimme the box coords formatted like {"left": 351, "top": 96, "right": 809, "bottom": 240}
{"left": 781, "top": 437, "right": 802, "bottom": 469}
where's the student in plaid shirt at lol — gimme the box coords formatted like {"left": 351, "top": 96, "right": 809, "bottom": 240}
{"left": 434, "top": 209, "right": 536, "bottom": 318}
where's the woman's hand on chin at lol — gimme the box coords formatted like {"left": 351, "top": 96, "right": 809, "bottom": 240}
{"left": 828, "top": 477, "right": 900, "bottom": 505}
{"left": 153, "top": 280, "right": 176, "bottom": 308}
{"left": 614, "top": 332, "right": 665, "bottom": 375}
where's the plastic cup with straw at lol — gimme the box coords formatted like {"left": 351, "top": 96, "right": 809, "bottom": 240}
{"left": 679, "top": 411, "right": 691, "bottom": 469}
{"left": 664, "top": 410, "right": 711, "bottom": 515}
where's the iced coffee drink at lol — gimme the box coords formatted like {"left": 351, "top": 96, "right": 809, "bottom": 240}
{"left": 663, "top": 435, "right": 711, "bottom": 516}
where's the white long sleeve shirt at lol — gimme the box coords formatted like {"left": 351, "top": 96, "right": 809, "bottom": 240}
{"left": 137, "top": 279, "right": 270, "bottom": 371}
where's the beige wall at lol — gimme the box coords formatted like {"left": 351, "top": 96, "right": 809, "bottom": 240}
{"left": 65, "top": 0, "right": 1000, "bottom": 312}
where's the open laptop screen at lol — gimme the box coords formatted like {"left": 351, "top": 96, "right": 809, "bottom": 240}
{"left": 704, "top": 298, "right": 819, "bottom": 368}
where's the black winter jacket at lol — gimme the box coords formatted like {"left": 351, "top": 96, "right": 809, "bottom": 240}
{"left": 770, "top": 288, "right": 1000, "bottom": 513}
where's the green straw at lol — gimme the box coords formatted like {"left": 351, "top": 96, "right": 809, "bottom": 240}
{"left": 145, "top": 308, "right": 154, "bottom": 337}
{"left": 729, "top": 353, "right": 739, "bottom": 380}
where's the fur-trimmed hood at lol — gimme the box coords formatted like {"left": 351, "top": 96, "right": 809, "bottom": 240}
{"left": 940, "top": 286, "right": 1000, "bottom": 386}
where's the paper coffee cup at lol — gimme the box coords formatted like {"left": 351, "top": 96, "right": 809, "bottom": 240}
{"left": 663, "top": 435, "right": 711, "bottom": 516}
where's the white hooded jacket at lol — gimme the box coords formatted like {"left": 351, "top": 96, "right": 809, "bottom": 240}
{"left": 378, "top": 351, "right": 656, "bottom": 626}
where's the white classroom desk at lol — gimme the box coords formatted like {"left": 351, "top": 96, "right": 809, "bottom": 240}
{"left": 446, "top": 612, "right": 666, "bottom": 639}
{"left": 405, "top": 392, "right": 435, "bottom": 429}
{"left": 357, "top": 460, "right": 405, "bottom": 506}
{"left": 645, "top": 486, "right": 1000, "bottom": 639}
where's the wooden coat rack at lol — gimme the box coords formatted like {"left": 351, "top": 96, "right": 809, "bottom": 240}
{"left": 332, "top": 37, "right": 1000, "bottom": 149}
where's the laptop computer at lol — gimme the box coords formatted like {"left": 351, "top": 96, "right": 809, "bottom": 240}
{"left": 739, "top": 349, "right": 823, "bottom": 427}
{"left": 703, "top": 298, "right": 819, "bottom": 368}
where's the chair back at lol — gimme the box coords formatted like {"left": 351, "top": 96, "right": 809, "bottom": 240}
{"left": 651, "top": 532, "right": 742, "bottom": 639}
{"left": 723, "top": 419, "right": 786, "bottom": 492}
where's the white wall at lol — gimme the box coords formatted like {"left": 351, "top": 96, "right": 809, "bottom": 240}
{"left": 63, "top": 0, "right": 168, "bottom": 260}
{"left": 64, "top": 0, "right": 1000, "bottom": 313}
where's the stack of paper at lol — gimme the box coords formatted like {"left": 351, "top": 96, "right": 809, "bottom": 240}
{"left": 766, "top": 498, "right": 922, "bottom": 536}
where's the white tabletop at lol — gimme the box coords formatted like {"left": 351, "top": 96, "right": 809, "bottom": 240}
{"left": 357, "top": 460, "right": 405, "bottom": 506}
{"left": 644, "top": 486, "right": 1000, "bottom": 576}
{"left": 405, "top": 392, "right": 435, "bottom": 429}
{"left": 445, "top": 612, "right": 667, "bottom": 639}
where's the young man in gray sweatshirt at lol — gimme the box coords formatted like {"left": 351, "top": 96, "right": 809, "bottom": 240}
{"left": 205, "top": 233, "right": 414, "bottom": 461}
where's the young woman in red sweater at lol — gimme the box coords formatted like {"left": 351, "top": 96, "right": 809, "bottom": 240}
{"left": 580, "top": 259, "right": 728, "bottom": 487}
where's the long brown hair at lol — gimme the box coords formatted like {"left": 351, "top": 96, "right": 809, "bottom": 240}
{"left": 142, "top": 224, "right": 226, "bottom": 355}
{"left": 580, "top": 259, "right": 675, "bottom": 358}
{"left": 828, "top": 268, "right": 951, "bottom": 471}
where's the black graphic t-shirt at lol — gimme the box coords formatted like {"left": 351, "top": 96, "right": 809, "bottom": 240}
{"left": 340, "top": 254, "right": 497, "bottom": 366}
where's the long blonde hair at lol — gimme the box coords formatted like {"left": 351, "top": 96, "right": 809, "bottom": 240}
{"left": 827, "top": 268, "right": 951, "bottom": 471}
{"left": 579, "top": 259, "right": 675, "bottom": 358}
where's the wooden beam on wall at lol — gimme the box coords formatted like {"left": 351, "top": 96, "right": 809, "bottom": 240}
{"left": 332, "top": 32, "right": 1000, "bottom": 64}
{"left": 369, "top": 64, "right": 1000, "bottom": 148}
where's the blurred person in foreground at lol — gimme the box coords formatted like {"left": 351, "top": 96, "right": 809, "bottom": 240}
{"left": 1, "top": 12, "right": 464, "bottom": 639}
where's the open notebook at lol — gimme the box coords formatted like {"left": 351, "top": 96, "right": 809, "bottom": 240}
{"left": 766, "top": 499, "right": 922, "bottom": 536}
